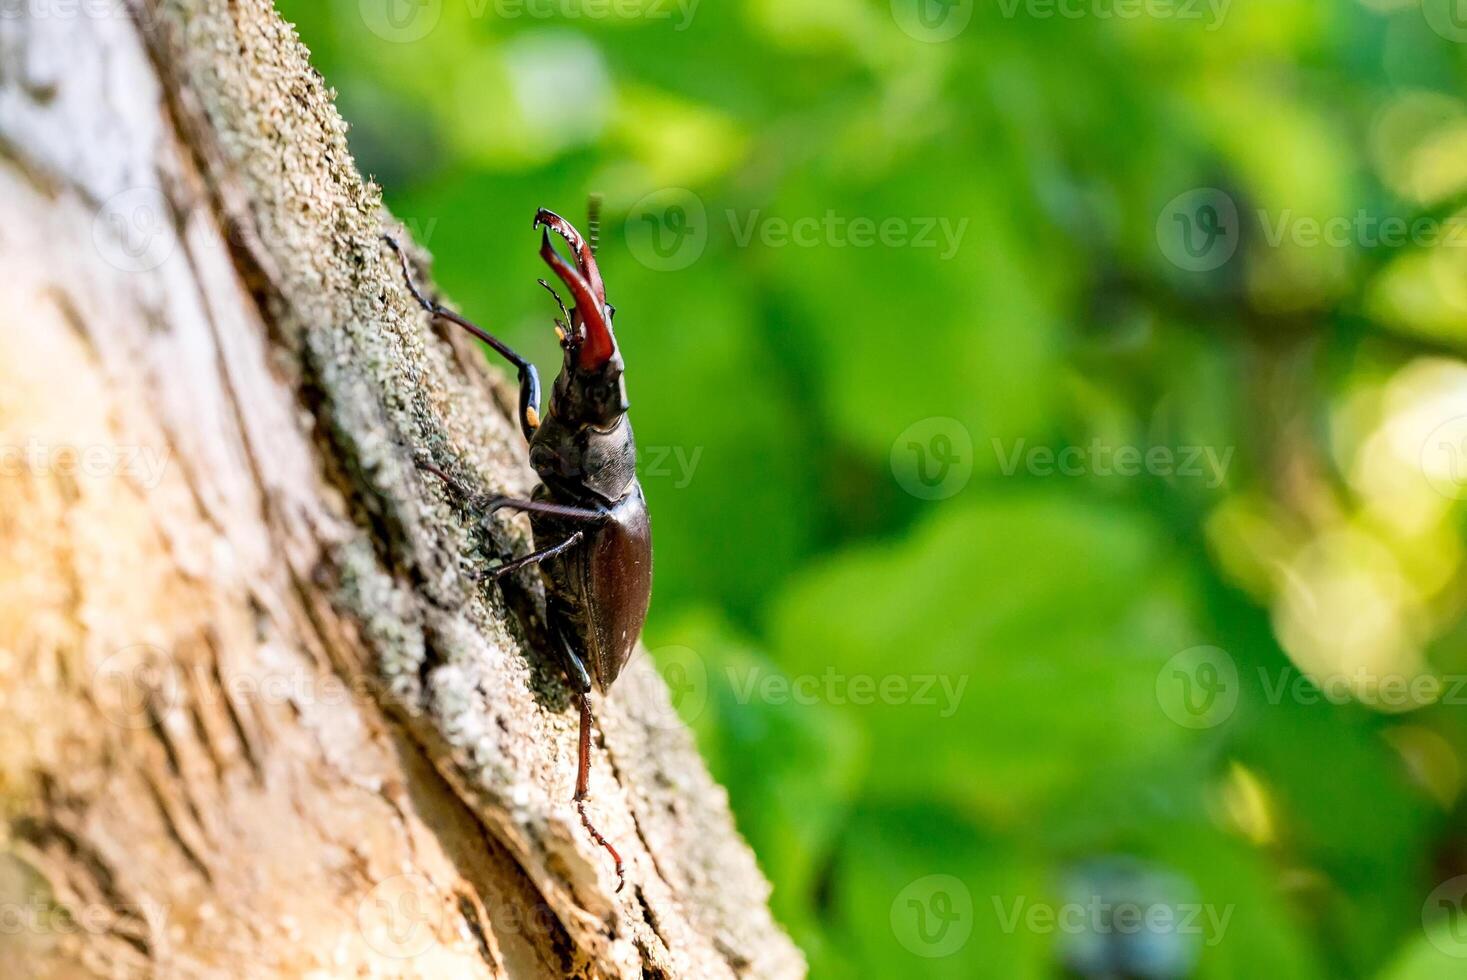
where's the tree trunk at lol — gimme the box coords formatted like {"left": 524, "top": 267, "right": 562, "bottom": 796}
{"left": 0, "top": 2, "right": 803, "bottom": 977}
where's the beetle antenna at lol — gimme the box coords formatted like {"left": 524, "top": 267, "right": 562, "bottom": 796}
{"left": 587, "top": 193, "right": 603, "bottom": 257}
{"left": 537, "top": 278, "right": 572, "bottom": 328}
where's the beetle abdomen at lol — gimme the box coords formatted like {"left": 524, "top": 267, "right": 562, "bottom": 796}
{"left": 578, "top": 485, "right": 651, "bottom": 690}
{"left": 531, "top": 483, "right": 652, "bottom": 692}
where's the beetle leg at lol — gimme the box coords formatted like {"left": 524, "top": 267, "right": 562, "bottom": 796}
{"left": 575, "top": 690, "right": 626, "bottom": 892}
{"left": 483, "top": 530, "right": 584, "bottom": 581}
{"left": 416, "top": 459, "right": 469, "bottom": 495}
{"left": 549, "top": 630, "right": 624, "bottom": 890}
{"left": 485, "top": 497, "right": 606, "bottom": 523}
{"left": 554, "top": 626, "right": 594, "bottom": 694}
{"left": 385, "top": 235, "right": 543, "bottom": 439}
{"left": 416, "top": 467, "right": 605, "bottom": 526}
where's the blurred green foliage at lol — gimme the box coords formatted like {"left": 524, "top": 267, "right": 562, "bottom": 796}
{"left": 279, "top": 0, "right": 1467, "bottom": 975}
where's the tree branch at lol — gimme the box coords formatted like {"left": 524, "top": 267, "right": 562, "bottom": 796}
{"left": 0, "top": 1, "right": 802, "bottom": 976}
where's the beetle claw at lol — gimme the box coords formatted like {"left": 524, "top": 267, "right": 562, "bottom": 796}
{"left": 538, "top": 225, "right": 617, "bottom": 372}
{"left": 535, "top": 207, "right": 606, "bottom": 304}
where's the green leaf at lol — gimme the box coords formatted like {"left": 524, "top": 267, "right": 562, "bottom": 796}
{"left": 771, "top": 492, "right": 1202, "bottom": 820}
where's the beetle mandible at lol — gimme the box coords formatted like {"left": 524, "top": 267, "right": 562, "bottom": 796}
{"left": 385, "top": 204, "right": 651, "bottom": 890}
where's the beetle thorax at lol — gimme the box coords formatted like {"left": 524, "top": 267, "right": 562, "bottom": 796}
{"left": 530, "top": 410, "right": 637, "bottom": 503}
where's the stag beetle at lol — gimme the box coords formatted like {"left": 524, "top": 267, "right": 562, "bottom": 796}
{"left": 385, "top": 205, "right": 650, "bottom": 890}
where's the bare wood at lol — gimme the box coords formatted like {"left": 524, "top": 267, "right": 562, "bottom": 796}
{"left": 0, "top": 2, "right": 803, "bottom": 977}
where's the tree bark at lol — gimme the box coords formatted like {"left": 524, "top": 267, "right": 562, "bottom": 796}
{"left": 0, "top": 2, "right": 803, "bottom": 977}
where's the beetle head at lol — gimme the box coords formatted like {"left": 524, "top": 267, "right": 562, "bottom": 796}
{"left": 535, "top": 208, "right": 628, "bottom": 428}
